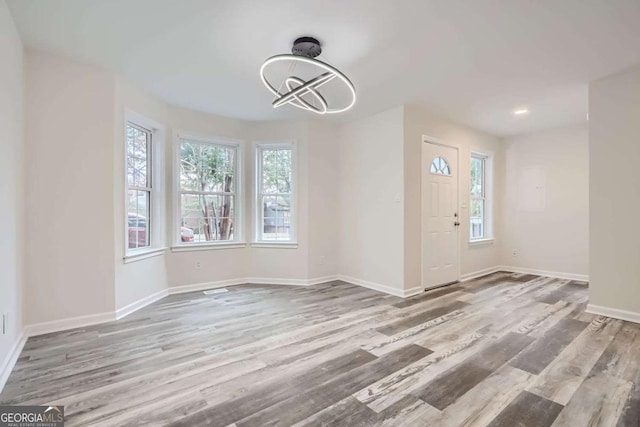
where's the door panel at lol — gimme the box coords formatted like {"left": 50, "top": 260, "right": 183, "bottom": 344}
{"left": 422, "top": 142, "right": 459, "bottom": 289}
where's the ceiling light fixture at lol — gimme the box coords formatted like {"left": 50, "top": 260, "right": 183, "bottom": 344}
{"left": 513, "top": 108, "right": 529, "bottom": 115}
{"left": 260, "top": 37, "right": 356, "bottom": 115}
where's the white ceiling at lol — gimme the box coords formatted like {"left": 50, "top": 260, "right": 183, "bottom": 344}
{"left": 7, "top": 0, "right": 640, "bottom": 136}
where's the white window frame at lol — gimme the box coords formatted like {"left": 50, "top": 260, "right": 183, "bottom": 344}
{"left": 124, "top": 110, "right": 166, "bottom": 262}
{"left": 469, "top": 151, "right": 493, "bottom": 244}
{"left": 252, "top": 141, "right": 297, "bottom": 247}
{"left": 172, "top": 132, "right": 244, "bottom": 251}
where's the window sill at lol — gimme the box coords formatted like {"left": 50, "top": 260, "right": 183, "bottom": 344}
{"left": 124, "top": 247, "right": 167, "bottom": 263}
{"left": 170, "top": 242, "right": 247, "bottom": 252}
{"left": 251, "top": 242, "right": 299, "bottom": 249}
{"left": 468, "top": 238, "right": 495, "bottom": 247}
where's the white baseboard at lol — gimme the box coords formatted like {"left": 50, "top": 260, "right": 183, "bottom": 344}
{"left": 0, "top": 332, "right": 27, "bottom": 394}
{"left": 23, "top": 311, "right": 116, "bottom": 338}
{"left": 168, "top": 278, "right": 247, "bottom": 295}
{"left": 460, "top": 266, "right": 502, "bottom": 282}
{"left": 115, "top": 289, "right": 169, "bottom": 320}
{"left": 336, "top": 275, "right": 419, "bottom": 298}
{"left": 498, "top": 265, "right": 589, "bottom": 282}
{"left": 168, "top": 275, "right": 340, "bottom": 295}
{"left": 306, "top": 275, "right": 340, "bottom": 286}
{"left": 586, "top": 304, "right": 640, "bottom": 324}
{"left": 403, "top": 286, "right": 425, "bottom": 298}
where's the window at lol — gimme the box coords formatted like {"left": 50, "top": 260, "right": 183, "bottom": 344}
{"left": 126, "top": 123, "right": 152, "bottom": 250}
{"left": 178, "top": 138, "right": 239, "bottom": 244}
{"left": 470, "top": 153, "right": 490, "bottom": 240}
{"left": 430, "top": 156, "right": 451, "bottom": 176}
{"left": 255, "top": 143, "right": 295, "bottom": 243}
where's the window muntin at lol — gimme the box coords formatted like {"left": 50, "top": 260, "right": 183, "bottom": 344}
{"left": 470, "top": 154, "right": 487, "bottom": 240}
{"left": 430, "top": 156, "right": 451, "bottom": 176}
{"left": 179, "top": 140, "right": 238, "bottom": 244}
{"left": 256, "top": 144, "right": 294, "bottom": 242}
{"left": 126, "top": 123, "right": 152, "bottom": 250}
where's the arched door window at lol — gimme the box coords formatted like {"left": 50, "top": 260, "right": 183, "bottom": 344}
{"left": 430, "top": 156, "right": 451, "bottom": 176}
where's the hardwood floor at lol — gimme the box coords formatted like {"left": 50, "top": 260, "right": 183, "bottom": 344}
{"left": 1, "top": 272, "right": 639, "bottom": 426}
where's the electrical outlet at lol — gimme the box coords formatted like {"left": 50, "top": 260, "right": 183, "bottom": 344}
{"left": 2, "top": 313, "right": 6, "bottom": 335}
{"left": 319, "top": 256, "right": 326, "bottom": 265}
{"left": 195, "top": 260, "right": 202, "bottom": 270}
{"left": 512, "top": 250, "right": 518, "bottom": 257}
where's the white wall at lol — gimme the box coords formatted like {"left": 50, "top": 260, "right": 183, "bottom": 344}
{"left": 307, "top": 121, "right": 340, "bottom": 279}
{"left": 589, "top": 66, "right": 640, "bottom": 317}
{"left": 338, "top": 107, "right": 406, "bottom": 293}
{"left": 245, "top": 121, "right": 311, "bottom": 281}
{"left": 163, "top": 102, "right": 252, "bottom": 288}
{"left": 24, "top": 50, "right": 116, "bottom": 325}
{"left": 113, "top": 76, "right": 170, "bottom": 310}
{"left": 403, "top": 105, "right": 504, "bottom": 288}
{"left": 0, "top": 0, "right": 24, "bottom": 374}
{"left": 502, "top": 125, "right": 589, "bottom": 278}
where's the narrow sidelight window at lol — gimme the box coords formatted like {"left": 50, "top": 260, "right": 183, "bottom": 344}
{"left": 470, "top": 153, "right": 488, "bottom": 240}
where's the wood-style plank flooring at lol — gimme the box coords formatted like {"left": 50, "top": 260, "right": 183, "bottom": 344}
{"left": 2, "top": 272, "right": 639, "bottom": 426}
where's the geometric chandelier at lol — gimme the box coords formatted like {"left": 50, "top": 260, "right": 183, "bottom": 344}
{"left": 260, "top": 37, "right": 356, "bottom": 115}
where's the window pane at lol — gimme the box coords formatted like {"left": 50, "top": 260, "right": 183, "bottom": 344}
{"left": 180, "top": 194, "right": 235, "bottom": 242}
{"left": 262, "top": 194, "right": 291, "bottom": 240}
{"left": 470, "top": 198, "right": 485, "bottom": 239}
{"left": 127, "top": 125, "right": 149, "bottom": 188}
{"left": 470, "top": 157, "right": 484, "bottom": 197}
{"left": 261, "top": 148, "right": 292, "bottom": 194}
{"left": 127, "top": 189, "right": 150, "bottom": 248}
{"left": 179, "top": 141, "right": 235, "bottom": 193}
{"left": 430, "top": 156, "right": 451, "bottom": 176}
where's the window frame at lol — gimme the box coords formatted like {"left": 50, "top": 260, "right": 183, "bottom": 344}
{"left": 253, "top": 141, "right": 297, "bottom": 247}
{"left": 173, "top": 132, "right": 244, "bottom": 250}
{"left": 124, "top": 110, "right": 166, "bottom": 262}
{"left": 469, "top": 151, "right": 493, "bottom": 243}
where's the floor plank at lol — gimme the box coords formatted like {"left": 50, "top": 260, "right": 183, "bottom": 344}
{"left": 487, "top": 390, "right": 564, "bottom": 427}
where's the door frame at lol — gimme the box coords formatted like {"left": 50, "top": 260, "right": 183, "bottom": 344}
{"left": 421, "top": 134, "right": 462, "bottom": 290}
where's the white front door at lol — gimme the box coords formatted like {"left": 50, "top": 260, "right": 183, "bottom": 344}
{"left": 422, "top": 141, "right": 460, "bottom": 289}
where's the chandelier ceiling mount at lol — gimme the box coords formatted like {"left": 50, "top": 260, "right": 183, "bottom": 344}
{"left": 260, "top": 36, "right": 356, "bottom": 115}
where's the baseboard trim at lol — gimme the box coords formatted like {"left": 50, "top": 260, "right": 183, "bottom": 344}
{"left": 403, "top": 286, "right": 425, "bottom": 298}
{"left": 168, "top": 278, "right": 247, "bottom": 295}
{"left": 586, "top": 304, "right": 640, "bottom": 324}
{"left": 169, "top": 276, "right": 340, "bottom": 295}
{"left": 115, "top": 289, "right": 169, "bottom": 320}
{"left": 498, "top": 265, "right": 589, "bottom": 282}
{"left": 246, "top": 275, "right": 340, "bottom": 286}
{"left": 24, "top": 311, "right": 116, "bottom": 338}
{"left": 336, "top": 275, "right": 417, "bottom": 298}
{"left": 460, "top": 266, "right": 502, "bottom": 282}
{"left": 0, "top": 332, "right": 27, "bottom": 394}
{"left": 306, "top": 275, "right": 340, "bottom": 286}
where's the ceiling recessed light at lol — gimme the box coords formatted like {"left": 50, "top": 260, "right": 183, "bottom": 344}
{"left": 513, "top": 108, "right": 529, "bottom": 116}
